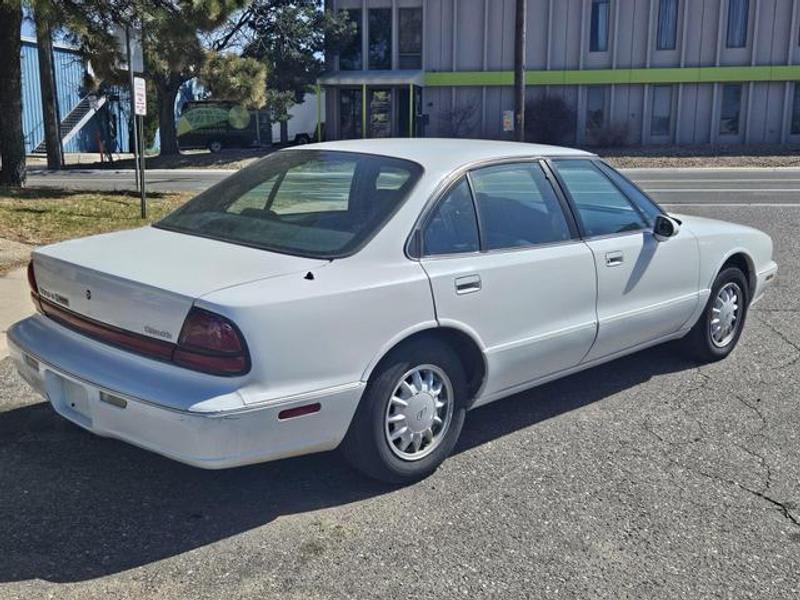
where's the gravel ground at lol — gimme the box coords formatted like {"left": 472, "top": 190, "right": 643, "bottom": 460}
{"left": 0, "top": 204, "right": 799, "bottom": 599}
{"left": 600, "top": 144, "right": 800, "bottom": 169}
{"left": 43, "top": 143, "right": 800, "bottom": 172}
{"left": 0, "top": 238, "right": 31, "bottom": 276}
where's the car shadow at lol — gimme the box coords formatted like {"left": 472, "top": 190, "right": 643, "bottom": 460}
{"left": 0, "top": 343, "right": 693, "bottom": 583}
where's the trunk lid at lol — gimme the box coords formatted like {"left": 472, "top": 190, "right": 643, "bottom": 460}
{"left": 33, "top": 226, "right": 326, "bottom": 342}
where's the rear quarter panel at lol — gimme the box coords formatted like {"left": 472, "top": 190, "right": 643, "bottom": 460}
{"left": 197, "top": 257, "right": 436, "bottom": 405}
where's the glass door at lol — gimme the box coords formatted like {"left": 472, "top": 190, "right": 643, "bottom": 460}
{"left": 339, "top": 88, "right": 363, "bottom": 139}
{"left": 396, "top": 86, "right": 423, "bottom": 138}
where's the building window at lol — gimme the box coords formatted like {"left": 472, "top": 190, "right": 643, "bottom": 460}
{"left": 339, "top": 9, "right": 362, "bottom": 71}
{"left": 791, "top": 84, "right": 800, "bottom": 135}
{"left": 656, "top": 0, "right": 678, "bottom": 50}
{"left": 590, "top": 0, "right": 610, "bottom": 52}
{"left": 399, "top": 7, "right": 423, "bottom": 69}
{"left": 719, "top": 84, "right": 742, "bottom": 135}
{"left": 586, "top": 86, "right": 606, "bottom": 131}
{"left": 726, "top": 0, "right": 749, "bottom": 48}
{"left": 369, "top": 8, "right": 392, "bottom": 70}
{"left": 651, "top": 85, "right": 672, "bottom": 136}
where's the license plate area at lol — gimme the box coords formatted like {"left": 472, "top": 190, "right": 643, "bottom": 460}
{"left": 44, "top": 371, "right": 93, "bottom": 428}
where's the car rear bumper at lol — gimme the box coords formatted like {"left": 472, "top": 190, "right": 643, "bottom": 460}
{"left": 8, "top": 316, "right": 363, "bottom": 469}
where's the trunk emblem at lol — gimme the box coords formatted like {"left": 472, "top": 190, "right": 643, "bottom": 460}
{"left": 85, "top": 289, "right": 92, "bottom": 300}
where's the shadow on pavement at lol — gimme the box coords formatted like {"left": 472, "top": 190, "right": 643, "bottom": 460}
{"left": 0, "top": 343, "right": 693, "bottom": 583}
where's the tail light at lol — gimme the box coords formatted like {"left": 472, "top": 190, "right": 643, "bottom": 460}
{"left": 27, "top": 260, "right": 38, "bottom": 293}
{"left": 173, "top": 307, "right": 250, "bottom": 376}
{"left": 27, "top": 260, "right": 43, "bottom": 313}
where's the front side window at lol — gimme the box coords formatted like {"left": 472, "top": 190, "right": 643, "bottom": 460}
{"left": 423, "top": 178, "right": 480, "bottom": 256}
{"left": 791, "top": 83, "right": 800, "bottom": 135}
{"left": 590, "top": 0, "right": 610, "bottom": 52}
{"left": 596, "top": 162, "right": 664, "bottom": 226}
{"left": 470, "top": 163, "right": 572, "bottom": 250}
{"left": 656, "top": 0, "right": 679, "bottom": 50}
{"left": 369, "top": 8, "right": 392, "bottom": 69}
{"left": 726, "top": 0, "right": 749, "bottom": 48}
{"left": 340, "top": 9, "right": 362, "bottom": 71}
{"left": 720, "top": 84, "right": 742, "bottom": 135}
{"left": 651, "top": 85, "right": 673, "bottom": 136}
{"left": 158, "top": 151, "right": 422, "bottom": 258}
{"left": 552, "top": 160, "right": 647, "bottom": 237}
{"left": 399, "top": 7, "right": 423, "bottom": 69}
{"left": 586, "top": 86, "right": 606, "bottom": 132}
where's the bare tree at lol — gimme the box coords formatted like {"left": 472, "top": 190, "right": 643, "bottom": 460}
{"left": 439, "top": 103, "right": 478, "bottom": 138}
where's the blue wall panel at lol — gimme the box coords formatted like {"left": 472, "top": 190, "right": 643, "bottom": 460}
{"left": 20, "top": 39, "right": 131, "bottom": 155}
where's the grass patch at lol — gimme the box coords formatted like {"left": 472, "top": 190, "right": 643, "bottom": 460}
{"left": 0, "top": 188, "right": 191, "bottom": 246}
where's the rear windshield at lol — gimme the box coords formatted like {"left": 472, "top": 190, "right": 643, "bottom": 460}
{"left": 156, "top": 150, "right": 423, "bottom": 258}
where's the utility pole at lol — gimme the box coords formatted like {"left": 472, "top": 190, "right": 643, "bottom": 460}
{"left": 514, "top": 0, "right": 527, "bottom": 142}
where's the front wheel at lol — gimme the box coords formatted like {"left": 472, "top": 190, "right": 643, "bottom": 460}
{"left": 341, "top": 339, "right": 467, "bottom": 483}
{"left": 682, "top": 267, "right": 749, "bottom": 362}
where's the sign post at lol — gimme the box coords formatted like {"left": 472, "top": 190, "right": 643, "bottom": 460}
{"left": 124, "top": 26, "right": 141, "bottom": 194}
{"left": 133, "top": 76, "right": 147, "bottom": 218}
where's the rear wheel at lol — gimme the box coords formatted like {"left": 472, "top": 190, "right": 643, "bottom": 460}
{"left": 682, "top": 267, "right": 749, "bottom": 362}
{"left": 207, "top": 140, "right": 223, "bottom": 153}
{"left": 341, "top": 339, "right": 467, "bottom": 483}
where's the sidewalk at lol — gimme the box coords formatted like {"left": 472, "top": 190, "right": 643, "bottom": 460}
{"left": 0, "top": 267, "right": 34, "bottom": 359}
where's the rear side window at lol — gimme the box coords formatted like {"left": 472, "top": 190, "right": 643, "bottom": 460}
{"left": 470, "top": 163, "right": 571, "bottom": 250}
{"left": 552, "top": 159, "right": 648, "bottom": 237}
{"left": 423, "top": 178, "right": 480, "bottom": 255}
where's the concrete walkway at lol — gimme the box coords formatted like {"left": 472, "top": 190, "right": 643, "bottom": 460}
{"left": 0, "top": 268, "right": 34, "bottom": 359}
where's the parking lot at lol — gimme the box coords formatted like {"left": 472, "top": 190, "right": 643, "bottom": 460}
{"left": 1, "top": 201, "right": 799, "bottom": 599}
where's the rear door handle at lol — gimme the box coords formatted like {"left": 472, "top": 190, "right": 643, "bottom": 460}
{"left": 605, "top": 251, "right": 624, "bottom": 267}
{"left": 455, "top": 274, "right": 481, "bottom": 294}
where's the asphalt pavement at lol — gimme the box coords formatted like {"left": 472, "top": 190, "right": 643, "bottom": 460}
{"left": 25, "top": 165, "right": 800, "bottom": 206}
{"left": 1, "top": 201, "right": 799, "bottom": 599}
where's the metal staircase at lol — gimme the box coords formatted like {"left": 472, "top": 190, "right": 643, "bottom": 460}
{"left": 32, "top": 94, "right": 107, "bottom": 154}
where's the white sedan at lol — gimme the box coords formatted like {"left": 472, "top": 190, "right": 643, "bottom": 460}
{"left": 9, "top": 139, "right": 777, "bottom": 482}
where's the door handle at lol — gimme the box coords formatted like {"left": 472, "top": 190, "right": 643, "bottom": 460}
{"left": 454, "top": 274, "right": 482, "bottom": 295}
{"left": 605, "top": 251, "right": 624, "bottom": 267}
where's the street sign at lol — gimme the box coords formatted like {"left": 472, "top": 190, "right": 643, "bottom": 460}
{"left": 134, "top": 77, "right": 147, "bottom": 116}
{"left": 502, "top": 110, "right": 514, "bottom": 132}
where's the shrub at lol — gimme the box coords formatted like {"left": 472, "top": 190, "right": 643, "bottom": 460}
{"left": 525, "top": 95, "right": 576, "bottom": 145}
{"left": 587, "top": 122, "right": 630, "bottom": 147}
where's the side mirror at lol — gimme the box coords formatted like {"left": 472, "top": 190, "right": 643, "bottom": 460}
{"left": 653, "top": 214, "right": 680, "bottom": 242}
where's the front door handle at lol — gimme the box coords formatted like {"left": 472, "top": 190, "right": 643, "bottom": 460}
{"left": 605, "top": 251, "right": 624, "bottom": 267}
{"left": 455, "top": 274, "right": 481, "bottom": 294}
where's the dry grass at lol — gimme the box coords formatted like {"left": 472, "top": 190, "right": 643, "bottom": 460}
{"left": 0, "top": 188, "right": 191, "bottom": 246}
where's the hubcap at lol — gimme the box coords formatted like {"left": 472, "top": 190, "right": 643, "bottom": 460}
{"left": 710, "top": 282, "right": 742, "bottom": 348}
{"left": 384, "top": 365, "right": 453, "bottom": 461}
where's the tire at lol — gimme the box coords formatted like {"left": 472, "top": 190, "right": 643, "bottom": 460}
{"left": 682, "top": 267, "right": 749, "bottom": 363}
{"left": 295, "top": 134, "right": 310, "bottom": 145}
{"left": 341, "top": 338, "right": 467, "bottom": 483}
{"left": 207, "top": 140, "right": 223, "bottom": 153}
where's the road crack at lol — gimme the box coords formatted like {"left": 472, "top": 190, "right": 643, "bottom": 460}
{"left": 641, "top": 422, "right": 799, "bottom": 529}
{"left": 756, "top": 314, "right": 800, "bottom": 369}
